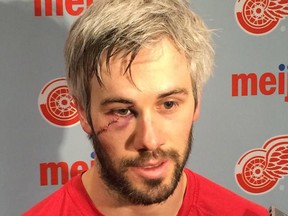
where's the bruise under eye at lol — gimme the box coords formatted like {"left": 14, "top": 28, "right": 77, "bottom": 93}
{"left": 96, "top": 118, "right": 119, "bottom": 136}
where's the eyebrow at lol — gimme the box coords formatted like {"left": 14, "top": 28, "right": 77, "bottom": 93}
{"left": 158, "top": 88, "right": 189, "bottom": 99}
{"left": 100, "top": 98, "right": 134, "bottom": 106}
{"left": 100, "top": 88, "right": 189, "bottom": 106}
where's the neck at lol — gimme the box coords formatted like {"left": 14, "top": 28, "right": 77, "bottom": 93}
{"left": 82, "top": 164, "right": 187, "bottom": 216}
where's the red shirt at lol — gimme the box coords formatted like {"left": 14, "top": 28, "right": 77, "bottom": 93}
{"left": 23, "top": 169, "right": 268, "bottom": 216}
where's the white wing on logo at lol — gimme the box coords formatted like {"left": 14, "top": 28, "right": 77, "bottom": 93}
{"left": 265, "top": 0, "right": 288, "bottom": 20}
{"left": 264, "top": 143, "right": 288, "bottom": 180}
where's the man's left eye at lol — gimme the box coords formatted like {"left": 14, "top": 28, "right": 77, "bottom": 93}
{"left": 163, "top": 101, "right": 176, "bottom": 109}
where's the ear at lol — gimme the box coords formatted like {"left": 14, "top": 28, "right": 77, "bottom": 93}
{"left": 74, "top": 98, "right": 93, "bottom": 135}
{"left": 192, "top": 95, "right": 201, "bottom": 122}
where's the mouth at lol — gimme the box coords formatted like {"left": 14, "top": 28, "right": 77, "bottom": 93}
{"left": 130, "top": 160, "right": 169, "bottom": 179}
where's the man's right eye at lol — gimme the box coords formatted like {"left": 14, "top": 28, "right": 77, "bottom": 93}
{"left": 112, "top": 108, "right": 132, "bottom": 117}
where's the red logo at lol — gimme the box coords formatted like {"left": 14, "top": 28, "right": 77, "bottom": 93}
{"left": 40, "top": 152, "right": 95, "bottom": 186}
{"left": 235, "top": 0, "right": 288, "bottom": 35}
{"left": 34, "top": 0, "right": 94, "bottom": 16}
{"left": 38, "top": 77, "right": 79, "bottom": 127}
{"left": 231, "top": 64, "right": 288, "bottom": 103}
{"left": 235, "top": 135, "right": 288, "bottom": 194}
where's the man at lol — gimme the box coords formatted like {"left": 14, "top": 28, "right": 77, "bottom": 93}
{"left": 23, "top": 0, "right": 268, "bottom": 215}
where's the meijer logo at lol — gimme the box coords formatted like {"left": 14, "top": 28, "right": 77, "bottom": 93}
{"left": 38, "top": 77, "right": 79, "bottom": 127}
{"left": 34, "top": 0, "right": 94, "bottom": 16}
{"left": 232, "top": 64, "right": 288, "bottom": 103}
{"left": 235, "top": 135, "right": 288, "bottom": 194}
{"left": 235, "top": 0, "right": 288, "bottom": 35}
{"left": 40, "top": 153, "right": 95, "bottom": 186}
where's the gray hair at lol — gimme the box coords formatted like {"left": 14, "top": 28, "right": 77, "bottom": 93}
{"left": 65, "top": 0, "right": 214, "bottom": 114}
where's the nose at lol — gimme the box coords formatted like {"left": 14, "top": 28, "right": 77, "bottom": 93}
{"left": 132, "top": 112, "right": 164, "bottom": 151}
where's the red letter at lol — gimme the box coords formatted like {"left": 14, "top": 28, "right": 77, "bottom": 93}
{"left": 285, "top": 72, "right": 288, "bottom": 102}
{"left": 34, "top": 0, "right": 42, "bottom": 16}
{"left": 66, "top": 0, "right": 84, "bottom": 16}
{"left": 44, "top": 0, "right": 53, "bottom": 16}
{"left": 42, "top": 0, "right": 63, "bottom": 16}
{"left": 278, "top": 72, "right": 285, "bottom": 94}
{"left": 259, "top": 72, "right": 276, "bottom": 95}
{"left": 90, "top": 160, "right": 95, "bottom": 167}
{"left": 87, "top": 0, "right": 94, "bottom": 7}
{"left": 232, "top": 73, "right": 258, "bottom": 96}
{"left": 70, "top": 161, "right": 89, "bottom": 178}
{"left": 56, "top": 0, "right": 64, "bottom": 16}
{"left": 40, "top": 162, "right": 69, "bottom": 185}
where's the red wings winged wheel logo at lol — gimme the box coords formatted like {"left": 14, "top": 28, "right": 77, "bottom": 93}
{"left": 235, "top": 0, "right": 288, "bottom": 35}
{"left": 235, "top": 135, "right": 288, "bottom": 194}
{"left": 38, "top": 77, "right": 79, "bottom": 127}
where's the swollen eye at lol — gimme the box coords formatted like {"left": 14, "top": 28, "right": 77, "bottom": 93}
{"left": 115, "top": 108, "right": 131, "bottom": 116}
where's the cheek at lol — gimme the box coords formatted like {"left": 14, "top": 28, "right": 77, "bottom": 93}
{"left": 168, "top": 111, "right": 193, "bottom": 131}
{"left": 164, "top": 113, "right": 193, "bottom": 147}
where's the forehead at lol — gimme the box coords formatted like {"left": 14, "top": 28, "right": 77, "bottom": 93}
{"left": 100, "top": 37, "right": 189, "bottom": 80}
{"left": 92, "top": 37, "right": 192, "bottom": 98}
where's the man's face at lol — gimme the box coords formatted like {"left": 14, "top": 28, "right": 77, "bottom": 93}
{"left": 78, "top": 37, "right": 200, "bottom": 205}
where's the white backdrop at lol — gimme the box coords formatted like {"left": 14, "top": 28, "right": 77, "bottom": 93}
{"left": 0, "top": 0, "right": 287, "bottom": 215}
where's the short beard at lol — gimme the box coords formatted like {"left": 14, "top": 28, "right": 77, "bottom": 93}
{"left": 90, "top": 126, "right": 193, "bottom": 205}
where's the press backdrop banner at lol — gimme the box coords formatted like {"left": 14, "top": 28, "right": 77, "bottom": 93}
{"left": 0, "top": 0, "right": 287, "bottom": 215}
